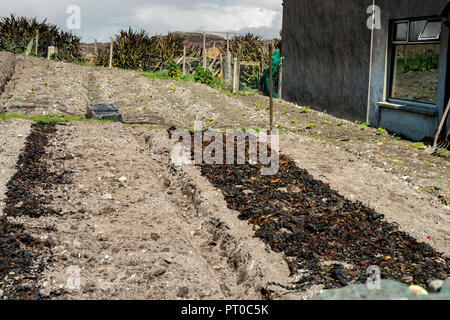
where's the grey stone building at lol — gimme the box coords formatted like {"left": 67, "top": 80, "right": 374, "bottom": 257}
{"left": 282, "top": 0, "right": 450, "bottom": 141}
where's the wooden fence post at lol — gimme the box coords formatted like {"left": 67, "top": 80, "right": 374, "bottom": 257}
{"left": 35, "top": 29, "right": 39, "bottom": 57}
{"left": 226, "top": 32, "right": 231, "bottom": 81}
{"left": 269, "top": 44, "right": 273, "bottom": 132}
{"left": 279, "top": 57, "right": 284, "bottom": 100}
{"left": 183, "top": 44, "right": 187, "bottom": 76}
{"left": 232, "top": 55, "right": 239, "bottom": 93}
{"left": 94, "top": 39, "right": 98, "bottom": 56}
{"left": 109, "top": 38, "right": 113, "bottom": 69}
{"left": 219, "top": 53, "right": 223, "bottom": 82}
{"left": 203, "top": 32, "right": 207, "bottom": 69}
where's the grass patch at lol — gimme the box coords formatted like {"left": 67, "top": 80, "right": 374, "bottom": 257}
{"left": 0, "top": 113, "right": 115, "bottom": 124}
{"left": 409, "top": 142, "right": 426, "bottom": 149}
{"left": 301, "top": 134, "right": 323, "bottom": 141}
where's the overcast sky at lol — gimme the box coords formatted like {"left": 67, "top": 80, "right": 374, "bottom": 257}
{"left": 0, "top": 0, "right": 283, "bottom": 42}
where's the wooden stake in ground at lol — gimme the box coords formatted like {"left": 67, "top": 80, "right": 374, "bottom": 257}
{"left": 94, "top": 39, "right": 98, "bottom": 56}
{"left": 203, "top": 32, "right": 207, "bottom": 69}
{"left": 183, "top": 44, "right": 187, "bottom": 76}
{"left": 279, "top": 57, "right": 284, "bottom": 100}
{"left": 219, "top": 53, "right": 223, "bottom": 82}
{"left": 226, "top": 32, "right": 231, "bottom": 80}
{"left": 109, "top": 38, "right": 114, "bottom": 69}
{"left": 269, "top": 43, "right": 274, "bottom": 131}
{"left": 35, "top": 29, "right": 39, "bottom": 57}
{"left": 232, "top": 55, "right": 239, "bottom": 94}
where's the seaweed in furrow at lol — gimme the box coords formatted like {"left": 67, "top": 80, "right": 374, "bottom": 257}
{"left": 4, "top": 122, "right": 71, "bottom": 218}
{"left": 169, "top": 129, "right": 450, "bottom": 290}
{"left": 1, "top": 122, "right": 69, "bottom": 299}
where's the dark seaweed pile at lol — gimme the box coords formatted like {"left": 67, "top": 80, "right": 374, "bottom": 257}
{"left": 170, "top": 129, "right": 450, "bottom": 289}
{"left": 1, "top": 122, "right": 67, "bottom": 299}
{"left": 4, "top": 122, "right": 71, "bottom": 218}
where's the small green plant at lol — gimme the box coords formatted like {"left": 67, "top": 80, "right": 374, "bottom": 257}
{"left": 322, "top": 121, "right": 329, "bottom": 125}
{"left": 425, "top": 159, "right": 436, "bottom": 167}
{"left": 43, "top": 82, "right": 48, "bottom": 87}
{"left": 89, "top": 96, "right": 94, "bottom": 101}
{"left": 167, "top": 59, "right": 181, "bottom": 79}
{"left": 306, "top": 123, "right": 316, "bottom": 130}
{"left": 290, "top": 119, "right": 296, "bottom": 124}
{"left": 169, "top": 87, "right": 176, "bottom": 93}
{"left": 300, "top": 106, "right": 309, "bottom": 113}
{"left": 254, "top": 102, "right": 260, "bottom": 110}
{"left": 49, "top": 53, "right": 58, "bottom": 61}
{"left": 241, "top": 113, "right": 247, "bottom": 116}
{"left": 206, "top": 117, "right": 213, "bottom": 122}
{"left": 337, "top": 121, "right": 343, "bottom": 126}
{"left": 282, "top": 110, "right": 288, "bottom": 115}
{"left": 376, "top": 128, "right": 384, "bottom": 136}
{"left": 355, "top": 120, "right": 362, "bottom": 125}
{"left": 107, "top": 93, "right": 114, "bottom": 98}
{"left": 149, "top": 93, "right": 153, "bottom": 98}
{"left": 13, "top": 97, "right": 22, "bottom": 101}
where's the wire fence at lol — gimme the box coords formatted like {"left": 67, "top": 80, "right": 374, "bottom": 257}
{"left": 1, "top": 34, "right": 284, "bottom": 96}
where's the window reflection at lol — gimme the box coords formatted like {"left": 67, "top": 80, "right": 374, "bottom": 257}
{"left": 391, "top": 44, "right": 440, "bottom": 104}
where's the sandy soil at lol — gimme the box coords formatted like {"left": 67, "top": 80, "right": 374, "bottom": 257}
{"left": 1, "top": 54, "right": 447, "bottom": 205}
{"left": 0, "top": 119, "right": 31, "bottom": 216}
{"left": 280, "top": 133, "right": 450, "bottom": 256}
{"left": 0, "top": 53, "right": 449, "bottom": 299}
{"left": 5, "top": 121, "right": 312, "bottom": 300}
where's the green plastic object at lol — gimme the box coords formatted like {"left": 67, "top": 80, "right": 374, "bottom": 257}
{"left": 260, "top": 49, "right": 281, "bottom": 98}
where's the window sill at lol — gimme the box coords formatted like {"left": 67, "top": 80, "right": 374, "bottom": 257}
{"left": 377, "top": 101, "right": 438, "bottom": 116}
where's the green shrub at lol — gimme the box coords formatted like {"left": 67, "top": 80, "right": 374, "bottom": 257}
{"left": 0, "top": 14, "right": 81, "bottom": 61}
{"left": 94, "top": 28, "right": 194, "bottom": 71}
{"left": 194, "top": 66, "right": 213, "bottom": 85}
{"left": 167, "top": 59, "right": 181, "bottom": 79}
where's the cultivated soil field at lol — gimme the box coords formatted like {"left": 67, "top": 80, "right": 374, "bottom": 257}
{"left": 0, "top": 52, "right": 449, "bottom": 300}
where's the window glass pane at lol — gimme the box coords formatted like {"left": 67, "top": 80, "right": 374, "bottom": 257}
{"left": 409, "top": 20, "right": 427, "bottom": 41}
{"left": 391, "top": 44, "right": 440, "bottom": 104}
{"left": 394, "top": 22, "right": 408, "bottom": 41}
{"left": 418, "top": 21, "right": 441, "bottom": 40}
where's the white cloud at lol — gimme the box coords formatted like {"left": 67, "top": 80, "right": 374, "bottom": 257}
{"left": 0, "top": 0, "right": 282, "bottom": 41}
{"left": 133, "top": 3, "right": 279, "bottom": 33}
